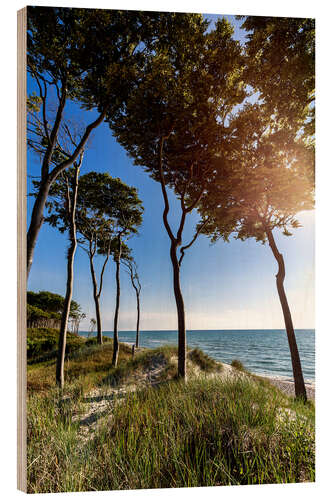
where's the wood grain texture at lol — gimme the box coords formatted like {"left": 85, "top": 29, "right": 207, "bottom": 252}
{"left": 17, "top": 6, "right": 27, "bottom": 493}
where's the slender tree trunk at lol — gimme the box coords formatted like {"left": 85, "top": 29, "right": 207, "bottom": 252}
{"left": 27, "top": 178, "right": 52, "bottom": 277}
{"left": 170, "top": 243, "right": 186, "bottom": 379}
{"left": 112, "top": 235, "right": 122, "bottom": 367}
{"left": 89, "top": 253, "right": 103, "bottom": 345}
{"left": 135, "top": 291, "right": 140, "bottom": 348}
{"left": 266, "top": 228, "right": 307, "bottom": 401}
{"left": 56, "top": 164, "right": 80, "bottom": 389}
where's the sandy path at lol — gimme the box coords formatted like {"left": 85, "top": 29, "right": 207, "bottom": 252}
{"left": 261, "top": 376, "right": 315, "bottom": 400}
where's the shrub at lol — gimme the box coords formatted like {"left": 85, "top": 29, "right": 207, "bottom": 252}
{"left": 231, "top": 359, "right": 245, "bottom": 371}
{"left": 189, "top": 348, "right": 223, "bottom": 372}
{"left": 27, "top": 328, "right": 85, "bottom": 362}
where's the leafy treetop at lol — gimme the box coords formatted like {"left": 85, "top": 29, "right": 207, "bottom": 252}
{"left": 109, "top": 16, "right": 247, "bottom": 203}
{"left": 198, "top": 103, "right": 314, "bottom": 244}
{"left": 27, "top": 290, "right": 82, "bottom": 318}
{"left": 238, "top": 15, "right": 315, "bottom": 141}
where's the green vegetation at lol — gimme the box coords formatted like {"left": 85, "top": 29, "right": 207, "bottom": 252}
{"left": 27, "top": 291, "right": 83, "bottom": 330}
{"left": 231, "top": 359, "right": 246, "bottom": 371}
{"left": 25, "top": 10, "right": 315, "bottom": 494}
{"left": 188, "top": 347, "right": 223, "bottom": 372}
{"left": 27, "top": 341, "right": 315, "bottom": 492}
{"left": 27, "top": 328, "right": 85, "bottom": 363}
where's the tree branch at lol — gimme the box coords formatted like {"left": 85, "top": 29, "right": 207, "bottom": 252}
{"left": 178, "top": 217, "right": 210, "bottom": 267}
{"left": 158, "top": 134, "right": 175, "bottom": 242}
{"left": 97, "top": 243, "right": 111, "bottom": 299}
{"left": 185, "top": 185, "right": 205, "bottom": 213}
{"left": 49, "top": 107, "right": 108, "bottom": 183}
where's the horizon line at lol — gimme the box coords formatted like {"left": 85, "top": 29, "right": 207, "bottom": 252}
{"left": 79, "top": 328, "right": 315, "bottom": 333}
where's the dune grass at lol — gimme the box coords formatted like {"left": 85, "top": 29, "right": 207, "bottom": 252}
{"left": 27, "top": 341, "right": 315, "bottom": 493}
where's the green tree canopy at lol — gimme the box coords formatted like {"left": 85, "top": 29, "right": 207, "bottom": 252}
{"left": 26, "top": 7, "right": 168, "bottom": 275}
{"left": 27, "top": 290, "right": 82, "bottom": 318}
{"left": 238, "top": 15, "right": 315, "bottom": 140}
{"left": 198, "top": 103, "right": 314, "bottom": 242}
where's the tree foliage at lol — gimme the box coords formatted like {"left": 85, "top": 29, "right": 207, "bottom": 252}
{"left": 198, "top": 104, "right": 314, "bottom": 243}
{"left": 27, "top": 290, "right": 82, "bottom": 318}
{"left": 26, "top": 7, "right": 167, "bottom": 275}
{"left": 238, "top": 15, "right": 315, "bottom": 140}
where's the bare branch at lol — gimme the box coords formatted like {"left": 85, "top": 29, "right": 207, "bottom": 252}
{"left": 178, "top": 217, "right": 210, "bottom": 267}
{"left": 49, "top": 107, "right": 108, "bottom": 183}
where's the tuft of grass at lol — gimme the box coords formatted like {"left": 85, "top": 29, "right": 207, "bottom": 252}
{"left": 27, "top": 375, "right": 315, "bottom": 493}
{"left": 84, "top": 336, "right": 113, "bottom": 347}
{"left": 101, "top": 345, "right": 179, "bottom": 387}
{"left": 188, "top": 348, "right": 223, "bottom": 373}
{"left": 231, "top": 359, "right": 245, "bottom": 371}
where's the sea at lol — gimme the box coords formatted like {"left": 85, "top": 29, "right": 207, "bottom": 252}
{"left": 79, "top": 329, "right": 315, "bottom": 383}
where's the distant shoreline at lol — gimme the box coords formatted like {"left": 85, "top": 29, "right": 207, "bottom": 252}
{"left": 78, "top": 334, "right": 316, "bottom": 397}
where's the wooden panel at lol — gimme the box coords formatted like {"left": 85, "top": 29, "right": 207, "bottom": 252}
{"left": 17, "top": 6, "right": 27, "bottom": 493}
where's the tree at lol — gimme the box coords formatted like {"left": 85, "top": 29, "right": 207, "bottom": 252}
{"left": 26, "top": 7, "right": 164, "bottom": 276}
{"left": 76, "top": 173, "right": 143, "bottom": 357}
{"left": 75, "top": 175, "right": 115, "bottom": 345}
{"left": 123, "top": 258, "right": 142, "bottom": 348}
{"left": 27, "top": 290, "right": 81, "bottom": 317}
{"left": 69, "top": 312, "right": 86, "bottom": 336}
{"left": 27, "top": 290, "right": 83, "bottom": 329}
{"left": 35, "top": 149, "right": 84, "bottom": 386}
{"left": 91, "top": 176, "right": 143, "bottom": 367}
{"left": 88, "top": 318, "right": 97, "bottom": 338}
{"left": 55, "top": 157, "right": 82, "bottom": 386}
{"left": 199, "top": 105, "right": 314, "bottom": 400}
{"left": 238, "top": 15, "right": 315, "bottom": 141}
{"left": 108, "top": 15, "right": 246, "bottom": 378}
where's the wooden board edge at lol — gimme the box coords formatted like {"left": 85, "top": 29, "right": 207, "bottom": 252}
{"left": 17, "top": 6, "right": 27, "bottom": 493}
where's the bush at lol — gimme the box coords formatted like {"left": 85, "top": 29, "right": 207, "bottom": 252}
{"left": 27, "top": 328, "right": 85, "bottom": 362}
{"left": 189, "top": 348, "right": 223, "bottom": 372}
{"left": 231, "top": 359, "right": 245, "bottom": 371}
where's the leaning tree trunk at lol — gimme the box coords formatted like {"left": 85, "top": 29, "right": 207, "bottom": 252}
{"left": 56, "top": 164, "right": 80, "bottom": 389}
{"left": 27, "top": 178, "right": 52, "bottom": 278}
{"left": 135, "top": 290, "right": 140, "bottom": 348}
{"left": 27, "top": 108, "right": 107, "bottom": 278}
{"left": 266, "top": 228, "right": 307, "bottom": 401}
{"left": 112, "top": 235, "right": 122, "bottom": 367}
{"left": 170, "top": 243, "right": 186, "bottom": 379}
{"left": 89, "top": 253, "right": 103, "bottom": 345}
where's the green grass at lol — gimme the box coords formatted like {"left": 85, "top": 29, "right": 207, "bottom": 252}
{"left": 27, "top": 339, "right": 133, "bottom": 393}
{"left": 27, "top": 336, "right": 315, "bottom": 492}
{"left": 188, "top": 347, "right": 223, "bottom": 372}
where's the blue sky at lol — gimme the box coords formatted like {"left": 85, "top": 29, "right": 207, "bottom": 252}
{"left": 27, "top": 14, "right": 314, "bottom": 331}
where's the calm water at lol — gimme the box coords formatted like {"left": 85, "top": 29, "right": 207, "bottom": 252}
{"left": 80, "top": 329, "right": 315, "bottom": 382}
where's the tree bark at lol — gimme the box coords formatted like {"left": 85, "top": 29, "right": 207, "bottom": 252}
{"left": 135, "top": 291, "right": 140, "bottom": 348}
{"left": 89, "top": 250, "right": 103, "bottom": 345}
{"left": 127, "top": 262, "right": 141, "bottom": 348}
{"left": 266, "top": 228, "right": 307, "bottom": 401}
{"left": 56, "top": 163, "right": 80, "bottom": 389}
{"left": 158, "top": 135, "right": 188, "bottom": 379}
{"left": 112, "top": 235, "right": 122, "bottom": 367}
{"left": 170, "top": 243, "right": 186, "bottom": 378}
{"left": 27, "top": 178, "right": 52, "bottom": 277}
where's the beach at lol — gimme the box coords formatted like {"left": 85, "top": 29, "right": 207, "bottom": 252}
{"left": 263, "top": 376, "right": 315, "bottom": 400}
